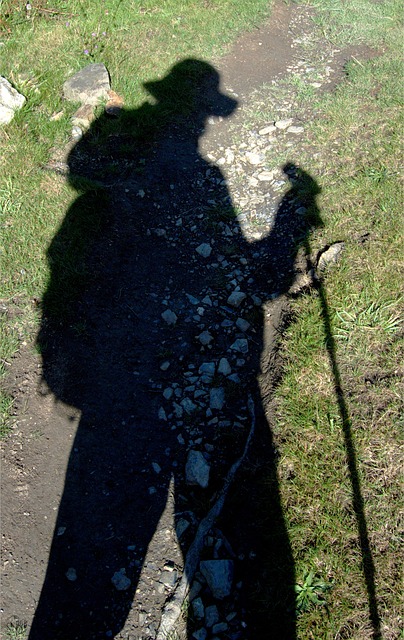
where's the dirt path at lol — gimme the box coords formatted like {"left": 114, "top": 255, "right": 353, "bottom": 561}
{"left": 1, "top": 3, "right": 372, "bottom": 639}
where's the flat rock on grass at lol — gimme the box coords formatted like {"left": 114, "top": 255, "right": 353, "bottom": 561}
{"left": 63, "top": 63, "right": 111, "bottom": 105}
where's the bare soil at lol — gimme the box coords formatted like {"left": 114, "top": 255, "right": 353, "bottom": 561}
{"left": 0, "top": 3, "right": 377, "bottom": 639}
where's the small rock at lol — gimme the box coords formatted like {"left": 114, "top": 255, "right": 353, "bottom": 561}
{"left": 186, "top": 451, "right": 210, "bottom": 488}
{"left": 65, "top": 567, "right": 77, "bottom": 581}
{"left": 71, "top": 103, "right": 95, "bottom": 130}
{"left": 275, "top": 118, "right": 294, "bottom": 130}
{"left": 160, "top": 569, "right": 178, "bottom": 588}
{"left": 259, "top": 124, "right": 276, "bottom": 135}
{"left": 176, "top": 518, "right": 190, "bottom": 538}
{"left": 212, "top": 622, "right": 229, "bottom": 634}
{"left": 111, "top": 568, "right": 131, "bottom": 591}
{"left": 105, "top": 89, "right": 124, "bottom": 117}
{"left": 227, "top": 291, "right": 247, "bottom": 307}
{"left": 199, "top": 362, "right": 216, "bottom": 377}
{"left": 230, "top": 339, "right": 248, "bottom": 354}
{"left": 205, "top": 604, "right": 220, "bottom": 628}
{"left": 186, "top": 293, "right": 200, "bottom": 305}
{"left": 218, "top": 358, "right": 231, "bottom": 375}
{"left": 196, "top": 243, "right": 212, "bottom": 258}
{"left": 0, "top": 77, "right": 26, "bottom": 125}
{"left": 257, "top": 170, "right": 276, "bottom": 182}
{"left": 236, "top": 318, "right": 250, "bottom": 332}
{"left": 158, "top": 407, "right": 167, "bottom": 421}
{"left": 192, "top": 597, "right": 205, "bottom": 619}
{"left": 287, "top": 125, "right": 304, "bottom": 134}
{"left": 152, "top": 462, "right": 161, "bottom": 474}
{"left": 200, "top": 559, "right": 234, "bottom": 599}
{"left": 245, "top": 151, "right": 264, "bottom": 165}
{"left": 317, "top": 242, "right": 345, "bottom": 271}
{"left": 161, "top": 309, "right": 177, "bottom": 325}
{"left": 197, "top": 330, "right": 214, "bottom": 346}
{"left": 192, "top": 630, "right": 208, "bottom": 640}
{"left": 181, "top": 397, "right": 197, "bottom": 414}
{"left": 210, "top": 387, "right": 225, "bottom": 410}
{"left": 63, "top": 63, "right": 110, "bottom": 105}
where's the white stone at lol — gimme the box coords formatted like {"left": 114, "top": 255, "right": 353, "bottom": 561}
{"left": 287, "top": 125, "right": 304, "bottom": 134}
{"left": 245, "top": 151, "right": 264, "bottom": 165}
{"left": 275, "top": 118, "right": 294, "bottom": 130}
{"left": 0, "top": 77, "right": 26, "bottom": 125}
{"left": 257, "top": 170, "right": 276, "bottom": 182}
{"left": 259, "top": 124, "right": 276, "bottom": 135}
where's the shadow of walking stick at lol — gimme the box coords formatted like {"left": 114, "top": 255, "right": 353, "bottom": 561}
{"left": 305, "top": 242, "right": 382, "bottom": 639}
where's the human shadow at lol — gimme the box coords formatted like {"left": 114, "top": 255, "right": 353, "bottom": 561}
{"left": 30, "top": 59, "right": 322, "bottom": 639}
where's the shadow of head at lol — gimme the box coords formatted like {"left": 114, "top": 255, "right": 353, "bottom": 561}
{"left": 144, "top": 58, "right": 238, "bottom": 119}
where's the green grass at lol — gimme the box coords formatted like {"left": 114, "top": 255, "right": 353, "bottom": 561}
{"left": 261, "top": 0, "right": 403, "bottom": 637}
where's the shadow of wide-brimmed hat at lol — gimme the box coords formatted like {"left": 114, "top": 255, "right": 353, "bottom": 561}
{"left": 144, "top": 58, "right": 238, "bottom": 117}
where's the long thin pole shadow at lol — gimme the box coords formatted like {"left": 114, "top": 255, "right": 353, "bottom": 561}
{"left": 313, "top": 274, "right": 382, "bottom": 639}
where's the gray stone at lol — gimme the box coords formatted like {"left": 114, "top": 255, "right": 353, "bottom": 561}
{"left": 205, "top": 604, "right": 220, "bottom": 628}
{"left": 181, "top": 397, "right": 197, "bottom": 414}
{"left": 111, "top": 568, "right": 131, "bottom": 591}
{"left": 227, "top": 291, "right": 247, "bottom": 307}
{"left": 161, "top": 309, "right": 178, "bottom": 325}
{"left": 210, "top": 387, "right": 225, "bottom": 410}
{"left": 317, "top": 242, "right": 345, "bottom": 271}
{"left": 192, "top": 630, "right": 208, "bottom": 640}
{"left": 63, "top": 63, "right": 110, "bottom": 105}
{"left": 160, "top": 569, "right": 178, "bottom": 588}
{"left": 186, "top": 451, "right": 210, "bottom": 488}
{"left": 212, "top": 622, "right": 229, "bottom": 634}
{"left": 196, "top": 243, "right": 212, "bottom": 258}
{"left": 65, "top": 567, "right": 77, "bottom": 581}
{"left": 218, "top": 358, "right": 231, "bottom": 376}
{"left": 0, "top": 77, "right": 26, "bottom": 125}
{"left": 192, "top": 597, "right": 205, "bottom": 619}
{"left": 230, "top": 339, "right": 248, "bottom": 354}
{"left": 176, "top": 517, "right": 190, "bottom": 538}
{"left": 200, "top": 559, "right": 234, "bottom": 599}
{"left": 236, "top": 318, "right": 250, "bottom": 332}
{"left": 199, "top": 362, "right": 216, "bottom": 377}
{"left": 197, "top": 330, "right": 214, "bottom": 346}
